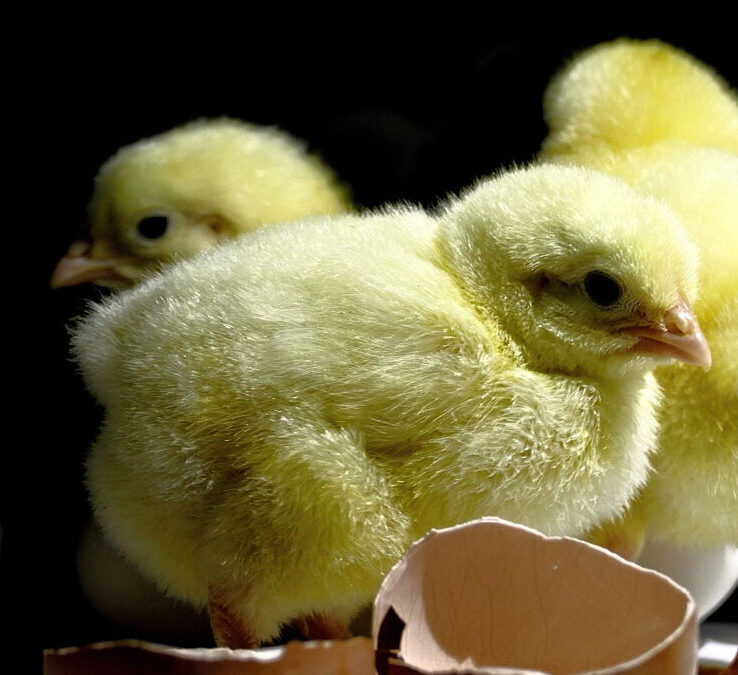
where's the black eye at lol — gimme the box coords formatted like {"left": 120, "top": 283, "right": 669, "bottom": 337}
{"left": 136, "top": 215, "right": 169, "bottom": 239}
{"left": 584, "top": 271, "right": 622, "bottom": 307}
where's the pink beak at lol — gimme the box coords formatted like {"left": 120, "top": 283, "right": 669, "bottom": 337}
{"left": 51, "top": 241, "right": 131, "bottom": 288}
{"left": 621, "top": 297, "right": 712, "bottom": 370}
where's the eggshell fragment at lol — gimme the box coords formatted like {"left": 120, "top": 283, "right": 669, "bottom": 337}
{"left": 373, "top": 518, "right": 698, "bottom": 674}
{"left": 43, "top": 637, "right": 375, "bottom": 675}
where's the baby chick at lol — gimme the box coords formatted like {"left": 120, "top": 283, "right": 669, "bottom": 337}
{"left": 52, "top": 119, "right": 351, "bottom": 289}
{"left": 72, "top": 164, "right": 708, "bottom": 647}
{"left": 540, "top": 39, "right": 738, "bottom": 552}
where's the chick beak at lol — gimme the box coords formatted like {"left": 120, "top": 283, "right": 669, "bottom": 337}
{"left": 51, "top": 240, "right": 131, "bottom": 288}
{"left": 621, "top": 297, "right": 712, "bottom": 370}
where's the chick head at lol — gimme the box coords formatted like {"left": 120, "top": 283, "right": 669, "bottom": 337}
{"left": 52, "top": 119, "right": 351, "bottom": 289}
{"left": 440, "top": 164, "right": 709, "bottom": 379}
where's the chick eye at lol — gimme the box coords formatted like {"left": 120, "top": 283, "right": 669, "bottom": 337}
{"left": 136, "top": 215, "right": 169, "bottom": 239}
{"left": 584, "top": 271, "right": 622, "bottom": 307}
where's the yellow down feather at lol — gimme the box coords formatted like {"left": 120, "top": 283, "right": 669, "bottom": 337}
{"left": 73, "top": 163, "right": 700, "bottom": 645}
{"left": 541, "top": 39, "right": 738, "bottom": 548}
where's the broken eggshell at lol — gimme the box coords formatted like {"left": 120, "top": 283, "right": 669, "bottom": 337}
{"left": 373, "top": 518, "right": 698, "bottom": 674}
{"left": 43, "top": 637, "right": 376, "bottom": 675}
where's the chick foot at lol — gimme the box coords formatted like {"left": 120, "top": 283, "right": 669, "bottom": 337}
{"left": 208, "top": 588, "right": 259, "bottom": 649}
{"left": 294, "top": 612, "right": 353, "bottom": 641}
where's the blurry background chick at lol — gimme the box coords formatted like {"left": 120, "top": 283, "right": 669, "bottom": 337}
{"left": 540, "top": 40, "right": 738, "bottom": 556}
{"left": 73, "top": 164, "right": 707, "bottom": 647}
{"left": 51, "top": 118, "right": 351, "bottom": 289}
{"left": 76, "top": 521, "right": 210, "bottom": 637}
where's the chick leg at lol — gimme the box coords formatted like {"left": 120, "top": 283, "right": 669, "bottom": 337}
{"left": 201, "top": 411, "right": 412, "bottom": 647}
{"left": 208, "top": 586, "right": 259, "bottom": 649}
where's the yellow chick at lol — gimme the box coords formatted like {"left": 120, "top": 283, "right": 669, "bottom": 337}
{"left": 540, "top": 39, "right": 738, "bottom": 553}
{"left": 52, "top": 118, "right": 351, "bottom": 289}
{"left": 72, "top": 164, "right": 708, "bottom": 647}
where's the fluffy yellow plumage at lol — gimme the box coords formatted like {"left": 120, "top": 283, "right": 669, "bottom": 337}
{"left": 73, "top": 164, "right": 707, "bottom": 647}
{"left": 541, "top": 39, "right": 738, "bottom": 550}
{"left": 52, "top": 118, "right": 351, "bottom": 289}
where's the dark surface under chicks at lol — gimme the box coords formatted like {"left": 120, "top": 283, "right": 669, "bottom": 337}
{"left": 8, "top": 25, "right": 737, "bottom": 672}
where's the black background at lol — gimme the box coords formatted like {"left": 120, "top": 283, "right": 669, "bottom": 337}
{"left": 6, "top": 23, "right": 736, "bottom": 671}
